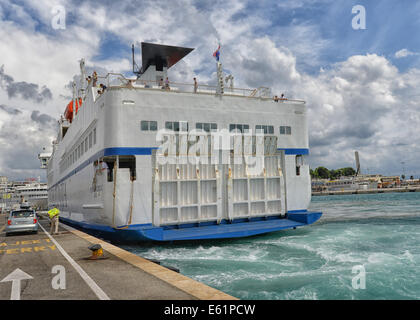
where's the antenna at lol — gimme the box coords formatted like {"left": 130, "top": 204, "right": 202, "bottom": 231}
{"left": 132, "top": 44, "right": 141, "bottom": 76}
{"left": 355, "top": 151, "right": 361, "bottom": 176}
{"left": 79, "top": 58, "right": 86, "bottom": 95}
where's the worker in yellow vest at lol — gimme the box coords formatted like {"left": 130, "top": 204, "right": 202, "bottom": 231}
{"left": 48, "top": 207, "right": 60, "bottom": 235}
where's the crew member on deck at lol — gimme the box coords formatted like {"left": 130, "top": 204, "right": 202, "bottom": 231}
{"left": 165, "top": 77, "right": 170, "bottom": 90}
{"left": 194, "top": 77, "right": 198, "bottom": 93}
{"left": 98, "top": 83, "right": 107, "bottom": 94}
{"left": 92, "top": 71, "right": 98, "bottom": 87}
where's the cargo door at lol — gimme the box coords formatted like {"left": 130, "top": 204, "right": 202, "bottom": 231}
{"left": 152, "top": 134, "right": 222, "bottom": 227}
{"left": 227, "top": 135, "right": 286, "bottom": 220}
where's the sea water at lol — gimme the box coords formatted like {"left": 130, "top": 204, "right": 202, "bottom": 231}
{"left": 122, "top": 192, "right": 420, "bottom": 299}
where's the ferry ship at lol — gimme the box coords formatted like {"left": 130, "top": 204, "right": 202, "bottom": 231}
{"left": 43, "top": 42, "right": 322, "bottom": 241}
{"left": 12, "top": 182, "right": 48, "bottom": 210}
{"left": 1, "top": 178, "right": 48, "bottom": 211}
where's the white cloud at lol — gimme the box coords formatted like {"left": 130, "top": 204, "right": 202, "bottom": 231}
{"left": 395, "top": 49, "right": 418, "bottom": 59}
{"left": 1, "top": 0, "right": 420, "bottom": 179}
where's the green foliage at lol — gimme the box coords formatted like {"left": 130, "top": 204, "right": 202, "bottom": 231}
{"left": 313, "top": 166, "right": 330, "bottom": 179}
{"left": 310, "top": 166, "right": 356, "bottom": 180}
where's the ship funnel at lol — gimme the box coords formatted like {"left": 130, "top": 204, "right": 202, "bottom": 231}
{"left": 135, "top": 42, "right": 194, "bottom": 82}
{"left": 140, "top": 42, "right": 194, "bottom": 72}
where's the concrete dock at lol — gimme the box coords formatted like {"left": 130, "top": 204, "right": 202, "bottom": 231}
{"left": 0, "top": 212, "right": 236, "bottom": 300}
{"left": 312, "top": 186, "right": 420, "bottom": 196}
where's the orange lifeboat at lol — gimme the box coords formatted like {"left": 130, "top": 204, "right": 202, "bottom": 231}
{"left": 64, "top": 98, "right": 82, "bottom": 123}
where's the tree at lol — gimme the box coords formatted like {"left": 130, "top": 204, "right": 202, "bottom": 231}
{"left": 311, "top": 166, "right": 356, "bottom": 180}
{"left": 315, "top": 167, "right": 330, "bottom": 179}
{"left": 401, "top": 174, "right": 406, "bottom": 180}
{"left": 341, "top": 167, "right": 356, "bottom": 176}
{"left": 329, "top": 169, "right": 340, "bottom": 180}
{"left": 310, "top": 169, "right": 316, "bottom": 178}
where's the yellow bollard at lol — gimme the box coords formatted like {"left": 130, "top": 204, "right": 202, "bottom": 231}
{"left": 88, "top": 244, "right": 105, "bottom": 260}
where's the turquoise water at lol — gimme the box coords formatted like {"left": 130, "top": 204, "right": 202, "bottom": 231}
{"left": 122, "top": 192, "right": 420, "bottom": 299}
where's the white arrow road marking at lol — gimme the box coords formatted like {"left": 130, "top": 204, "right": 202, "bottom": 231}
{"left": 1, "top": 268, "right": 33, "bottom": 300}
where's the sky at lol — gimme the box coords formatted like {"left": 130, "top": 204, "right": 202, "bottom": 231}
{"left": 1, "top": 0, "right": 420, "bottom": 181}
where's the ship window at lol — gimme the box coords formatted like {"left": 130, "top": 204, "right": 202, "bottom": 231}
{"left": 196, "top": 122, "right": 217, "bottom": 132}
{"left": 230, "top": 124, "right": 250, "bottom": 133}
{"left": 89, "top": 132, "right": 92, "bottom": 148}
{"left": 81, "top": 141, "right": 84, "bottom": 155}
{"left": 280, "top": 126, "right": 292, "bottom": 135}
{"left": 141, "top": 121, "right": 149, "bottom": 131}
{"left": 150, "top": 121, "right": 157, "bottom": 131}
{"left": 256, "top": 125, "right": 274, "bottom": 134}
{"left": 85, "top": 137, "right": 88, "bottom": 152}
{"left": 141, "top": 120, "right": 158, "bottom": 131}
{"left": 280, "top": 126, "right": 285, "bottom": 134}
{"left": 165, "top": 121, "right": 188, "bottom": 132}
{"left": 94, "top": 128, "right": 97, "bottom": 145}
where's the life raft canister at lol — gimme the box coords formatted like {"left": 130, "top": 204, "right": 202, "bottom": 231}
{"left": 64, "top": 98, "right": 82, "bottom": 123}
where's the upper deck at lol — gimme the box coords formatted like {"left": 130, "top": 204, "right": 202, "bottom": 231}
{"left": 49, "top": 43, "right": 308, "bottom": 185}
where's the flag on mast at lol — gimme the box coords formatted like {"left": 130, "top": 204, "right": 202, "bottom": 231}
{"left": 213, "top": 44, "right": 221, "bottom": 61}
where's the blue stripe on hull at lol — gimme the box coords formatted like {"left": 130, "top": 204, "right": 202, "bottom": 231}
{"left": 59, "top": 211, "right": 322, "bottom": 242}
{"left": 277, "top": 148, "right": 309, "bottom": 155}
{"left": 50, "top": 147, "right": 309, "bottom": 190}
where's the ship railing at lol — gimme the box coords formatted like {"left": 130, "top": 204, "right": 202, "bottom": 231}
{"left": 90, "top": 73, "right": 304, "bottom": 103}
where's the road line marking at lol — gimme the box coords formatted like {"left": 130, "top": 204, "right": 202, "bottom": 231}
{"left": 61, "top": 223, "right": 237, "bottom": 300}
{"left": 38, "top": 223, "right": 110, "bottom": 300}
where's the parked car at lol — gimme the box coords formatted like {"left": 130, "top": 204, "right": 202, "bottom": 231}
{"left": 5, "top": 208, "right": 38, "bottom": 236}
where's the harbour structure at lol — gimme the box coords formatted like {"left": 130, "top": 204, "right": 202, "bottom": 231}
{"left": 43, "top": 42, "right": 322, "bottom": 241}
{"left": 0, "top": 177, "right": 48, "bottom": 211}
{"left": 11, "top": 181, "right": 48, "bottom": 210}
{"left": 313, "top": 176, "right": 379, "bottom": 192}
